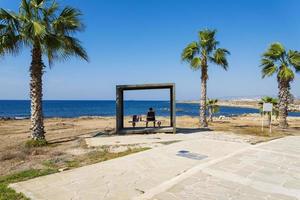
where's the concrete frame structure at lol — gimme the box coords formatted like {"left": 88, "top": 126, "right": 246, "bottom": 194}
{"left": 116, "top": 83, "right": 176, "bottom": 134}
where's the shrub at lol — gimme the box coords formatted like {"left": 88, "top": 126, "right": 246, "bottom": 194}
{"left": 25, "top": 139, "right": 48, "bottom": 148}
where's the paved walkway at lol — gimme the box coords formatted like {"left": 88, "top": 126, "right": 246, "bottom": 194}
{"left": 11, "top": 135, "right": 300, "bottom": 200}
{"left": 147, "top": 136, "right": 300, "bottom": 200}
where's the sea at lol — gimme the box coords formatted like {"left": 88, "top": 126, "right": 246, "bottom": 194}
{"left": 0, "top": 100, "right": 300, "bottom": 118}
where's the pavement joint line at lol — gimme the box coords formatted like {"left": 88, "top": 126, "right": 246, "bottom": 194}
{"left": 202, "top": 168, "right": 300, "bottom": 199}
{"left": 133, "top": 137, "right": 298, "bottom": 200}
{"left": 133, "top": 143, "right": 255, "bottom": 200}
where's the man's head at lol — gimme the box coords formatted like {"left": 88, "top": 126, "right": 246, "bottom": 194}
{"left": 149, "top": 107, "right": 153, "bottom": 111}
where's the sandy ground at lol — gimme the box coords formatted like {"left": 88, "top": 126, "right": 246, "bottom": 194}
{"left": 0, "top": 115, "right": 300, "bottom": 176}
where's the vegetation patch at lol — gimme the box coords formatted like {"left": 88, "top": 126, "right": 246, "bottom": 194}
{"left": 0, "top": 147, "right": 150, "bottom": 199}
{"left": 0, "top": 169, "right": 58, "bottom": 200}
{"left": 0, "top": 184, "right": 29, "bottom": 200}
{"left": 25, "top": 139, "right": 48, "bottom": 148}
{"left": 65, "top": 147, "right": 151, "bottom": 169}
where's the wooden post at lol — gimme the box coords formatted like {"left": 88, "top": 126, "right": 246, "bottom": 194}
{"left": 116, "top": 87, "right": 124, "bottom": 134}
{"left": 261, "top": 113, "right": 264, "bottom": 132}
{"left": 269, "top": 111, "right": 272, "bottom": 134}
{"left": 170, "top": 84, "right": 176, "bottom": 134}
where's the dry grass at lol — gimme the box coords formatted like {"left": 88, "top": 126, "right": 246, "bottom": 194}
{"left": 0, "top": 146, "right": 150, "bottom": 200}
{"left": 64, "top": 147, "right": 151, "bottom": 169}
{"left": 0, "top": 116, "right": 299, "bottom": 177}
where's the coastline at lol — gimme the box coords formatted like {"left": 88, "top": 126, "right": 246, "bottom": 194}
{"left": 1, "top": 100, "right": 300, "bottom": 121}
{"left": 178, "top": 100, "right": 259, "bottom": 109}
{"left": 179, "top": 100, "right": 300, "bottom": 112}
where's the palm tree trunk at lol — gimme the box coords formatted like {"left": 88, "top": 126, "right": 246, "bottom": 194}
{"left": 200, "top": 66, "right": 208, "bottom": 127}
{"left": 209, "top": 108, "right": 213, "bottom": 122}
{"left": 267, "top": 113, "right": 271, "bottom": 127}
{"left": 278, "top": 79, "right": 289, "bottom": 129}
{"left": 30, "top": 44, "right": 45, "bottom": 140}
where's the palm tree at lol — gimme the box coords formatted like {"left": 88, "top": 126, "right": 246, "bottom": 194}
{"left": 207, "top": 99, "right": 220, "bottom": 122}
{"left": 0, "top": 0, "right": 88, "bottom": 141}
{"left": 260, "top": 43, "right": 300, "bottom": 129}
{"left": 258, "top": 96, "right": 279, "bottom": 126}
{"left": 181, "top": 29, "right": 230, "bottom": 127}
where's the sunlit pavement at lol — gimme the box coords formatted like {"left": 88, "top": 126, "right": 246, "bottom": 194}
{"left": 148, "top": 136, "right": 300, "bottom": 200}
{"left": 11, "top": 134, "right": 300, "bottom": 200}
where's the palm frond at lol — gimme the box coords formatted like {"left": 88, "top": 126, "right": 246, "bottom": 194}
{"left": 30, "top": 0, "right": 45, "bottom": 9}
{"left": 211, "top": 48, "right": 230, "bottom": 70}
{"left": 42, "top": 1, "right": 59, "bottom": 25}
{"left": 288, "top": 50, "right": 300, "bottom": 72}
{"left": 190, "top": 57, "right": 201, "bottom": 70}
{"left": 43, "top": 33, "right": 62, "bottom": 66}
{"left": 0, "top": 0, "right": 88, "bottom": 66}
{"left": 53, "top": 6, "right": 84, "bottom": 34}
{"left": 278, "top": 65, "right": 295, "bottom": 81}
{"left": 199, "top": 29, "right": 218, "bottom": 53}
{"left": 207, "top": 98, "right": 220, "bottom": 114}
{"left": 20, "top": 0, "right": 31, "bottom": 17}
{"left": 54, "top": 35, "right": 88, "bottom": 62}
{"left": 0, "top": 9, "right": 22, "bottom": 56}
{"left": 263, "top": 42, "right": 285, "bottom": 61}
{"left": 32, "top": 20, "right": 46, "bottom": 37}
{"left": 0, "top": 32, "right": 22, "bottom": 55}
{"left": 0, "top": 9, "right": 20, "bottom": 31}
{"left": 259, "top": 96, "right": 278, "bottom": 105}
{"left": 260, "top": 58, "right": 277, "bottom": 78}
{"left": 181, "top": 41, "right": 199, "bottom": 62}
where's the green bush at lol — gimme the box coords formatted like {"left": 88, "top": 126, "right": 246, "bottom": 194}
{"left": 0, "top": 183, "right": 29, "bottom": 200}
{"left": 25, "top": 139, "right": 48, "bottom": 148}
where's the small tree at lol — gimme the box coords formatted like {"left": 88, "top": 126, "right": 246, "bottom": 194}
{"left": 207, "top": 99, "right": 220, "bottom": 122}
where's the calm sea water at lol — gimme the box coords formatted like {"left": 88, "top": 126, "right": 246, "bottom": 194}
{"left": 0, "top": 100, "right": 300, "bottom": 118}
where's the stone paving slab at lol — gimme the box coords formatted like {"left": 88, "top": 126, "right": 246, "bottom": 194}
{"left": 11, "top": 137, "right": 248, "bottom": 200}
{"left": 259, "top": 136, "right": 300, "bottom": 156}
{"left": 147, "top": 136, "right": 300, "bottom": 200}
{"left": 152, "top": 172, "right": 297, "bottom": 200}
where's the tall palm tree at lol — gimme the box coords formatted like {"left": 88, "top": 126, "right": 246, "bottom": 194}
{"left": 258, "top": 96, "right": 279, "bottom": 126}
{"left": 207, "top": 99, "right": 220, "bottom": 122}
{"left": 0, "top": 0, "right": 88, "bottom": 141}
{"left": 181, "top": 29, "right": 230, "bottom": 127}
{"left": 260, "top": 43, "right": 300, "bottom": 129}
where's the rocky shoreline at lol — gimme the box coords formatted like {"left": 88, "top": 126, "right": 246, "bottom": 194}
{"left": 0, "top": 117, "right": 29, "bottom": 120}
{"left": 179, "top": 100, "right": 300, "bottom": 112}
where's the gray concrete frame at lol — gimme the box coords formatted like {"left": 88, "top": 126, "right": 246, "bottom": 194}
{"left": 116, "top": 83, "right": 176, "bottom": 134}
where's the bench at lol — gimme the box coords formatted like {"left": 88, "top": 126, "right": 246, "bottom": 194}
{"left": 129, "top": 115, "right": 162, "bottom": 128}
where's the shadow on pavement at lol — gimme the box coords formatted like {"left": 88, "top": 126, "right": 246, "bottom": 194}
{"left": 177, "top": 128, "right": 212, "bottom": 134}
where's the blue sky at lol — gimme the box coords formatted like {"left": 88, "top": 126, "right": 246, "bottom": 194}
{"left": 0, "top": 0, "right": 300, "bottom": 100}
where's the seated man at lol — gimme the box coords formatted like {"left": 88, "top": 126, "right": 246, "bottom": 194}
{"left": 146, "top": 107, "right": 156, "bottom": 127}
